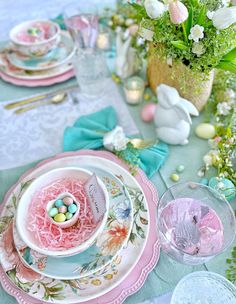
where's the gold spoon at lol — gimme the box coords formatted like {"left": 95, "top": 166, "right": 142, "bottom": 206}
{"left": 14, "top": 93, "right": 67, "bottom": 114}
{"left": 130, "top": 138, "right": 157, "bottom": 149}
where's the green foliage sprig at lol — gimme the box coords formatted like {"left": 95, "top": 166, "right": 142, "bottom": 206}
{"left": 132, "top": 0, "right": 236, "bottom": 75}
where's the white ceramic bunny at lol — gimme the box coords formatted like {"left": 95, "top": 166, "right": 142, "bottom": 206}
{"left": 154, "top": 84, "right": 199, "bottom": 145}
{"left": 115, "top": 33, "right": 140, "bottom": 79}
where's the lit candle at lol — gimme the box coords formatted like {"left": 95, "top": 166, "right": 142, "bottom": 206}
{"left": 97, "top": 31, "right": 110, "bottom": 50}
{"left": 124, "top": 76, "right": 145, "bottom": 105}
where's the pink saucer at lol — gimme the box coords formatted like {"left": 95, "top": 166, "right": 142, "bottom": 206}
{"left": 0, "top": 68, "right": 74, "bottom": 87}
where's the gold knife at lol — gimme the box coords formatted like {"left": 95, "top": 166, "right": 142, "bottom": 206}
{"left": 4, "top": 84, "right": 78, "bottom": 110}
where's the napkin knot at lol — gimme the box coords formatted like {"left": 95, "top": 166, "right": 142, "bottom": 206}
{"left": 103, "top": 126, "right": 129, "bottom": 152}
{"left": 63, "top": 106, "right": 169, "bottom": 178}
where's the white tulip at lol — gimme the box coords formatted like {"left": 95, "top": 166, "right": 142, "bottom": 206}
{"left": 144, "top": 0, "right": 166, "bottom": 19}
{"left": 212, "top": 6, "right": 236, "bottom": 29}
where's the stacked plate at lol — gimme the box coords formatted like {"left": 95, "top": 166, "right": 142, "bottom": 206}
{"left": 0, "top": 150, "right": 160, "bottom": 304}
{"left": 0, "top": 20, "right": 76, "bottom": 86}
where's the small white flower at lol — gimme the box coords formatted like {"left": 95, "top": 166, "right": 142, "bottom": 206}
{"left": 203, "top": 154, "right": 214, "bottom": 166}
{"left": 108, "top": 20, "right": 113, "bottom": 27}
{"left": 192, "top": 42, "right": 205, "bottom": 57}
{"left": 217, "top": 102, "right": 232, "bottom": 115}
{"left": 207, "top": 11, "right": 215, "bottom": 20}
{"left": 136, "top": 37, "right": 145, "bottom": 46}
{"left": 125, "top": 18, "right": 134, "bottom": 26}
{"left": 103, "top": 126, "right": 129, "bottom": 152}
{"left": 225, "top": 88, "right": 235, "bottom": 100}
{"left": 197, "top": 169, "right": 205, "bottom": 177}
{"left": 139, "top": 27, "right": 154, "bottom": 41}
{"left": 203, "top": 150, "right": 219, "bottom": 166}
{"left": 188, "top": 25, "right": 204, "bottom": 43}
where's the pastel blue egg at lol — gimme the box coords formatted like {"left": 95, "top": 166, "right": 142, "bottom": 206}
{"left": 209, "top": 177, "right": 235, "bottom": 202}
{"left": 55, "top": 199, "right": 64, "bottom": 208}
{"left": 49, "top": 207, "right": 58, "bottom": 217}
{"left": 200, "top": 178, "right": 209, "bottom": 186}
{"left": 68, "top": 204, "right": 77, "bottom": 214}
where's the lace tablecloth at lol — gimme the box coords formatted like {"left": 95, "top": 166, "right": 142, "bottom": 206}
{"left": 0, "top": 79, "right": 138, "bottom": 170}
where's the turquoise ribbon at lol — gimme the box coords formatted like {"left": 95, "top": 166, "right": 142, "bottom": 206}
{"left": 63, "top": 107, "right": 169, "bottom": 178}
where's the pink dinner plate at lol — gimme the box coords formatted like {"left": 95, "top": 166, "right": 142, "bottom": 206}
{"left": 0, "top": 150, "right": 160, "bottom": 304}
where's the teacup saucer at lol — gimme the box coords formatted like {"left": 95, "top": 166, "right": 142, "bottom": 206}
{"left": 14, "top": 166, "right": 133, "bottom": 280}
{"left": 7, "top": 32, "right": 76, "bottom": 71}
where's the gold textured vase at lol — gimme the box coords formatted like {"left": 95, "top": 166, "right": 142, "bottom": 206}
{"left": 147, "top": 49, "right": 214, "bottom": 112}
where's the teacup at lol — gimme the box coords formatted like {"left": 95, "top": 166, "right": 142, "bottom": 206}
{"left": 10, "top": 20, "right": 61, "bottom": 57}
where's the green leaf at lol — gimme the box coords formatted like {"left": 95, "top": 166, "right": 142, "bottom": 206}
{"left": 136, "top": 224, "right": 145, "bottom": 238}
{"left": 186, "top": 7, "right": 193, "bottom": 36}
{"left": 129, "top": 232, "right": 136, "bottom": 244}
{"left": 171, "top": 40, "right": 188, "bottom": 51}
{"left": 51, "top": 294, "right": 66, "bottom": 300}
{"left": 197, "top": 5, "right": 206, "bottom": 26}
{"left": 189, "top": 0, "right": 199, "bottom": 6}
{"left": 221, "top": 47, "right": 236, "bottom": 61}
{"left": 217, "top": 61, "right": 236, "bottom": 74}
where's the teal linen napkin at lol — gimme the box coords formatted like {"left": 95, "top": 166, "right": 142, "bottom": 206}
{"left": 63, "top": 107, "right": 169, "bottom": 178}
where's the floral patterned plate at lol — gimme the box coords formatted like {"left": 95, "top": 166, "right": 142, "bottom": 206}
{"left": 13, "top": 166, "right": 133, "bottom": 280}
{"left": 0, "top": 50, "right": 73, "bottom": 80}
{"left": 0, "top": 151, "right": 157, "bottom": 304}
{"left": 7, "top": 32, "right": 76, "bottom": 71}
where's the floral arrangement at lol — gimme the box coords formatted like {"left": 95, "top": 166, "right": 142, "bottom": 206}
{"left": 199, "top": 71, "right": 236, "bottom": 186}
{"left": 132, "top": 0, "right": 236, "bottom": 76}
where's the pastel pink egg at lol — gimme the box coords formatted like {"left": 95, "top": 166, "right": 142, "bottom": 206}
{"left": 58, "top": 206, "right": 67, "bottom": 214}
{"left": 141, "top": 103, "right": 156, "bottom": 122}
{"left": 63, "top": 196, "right": 73, "bottom": 206}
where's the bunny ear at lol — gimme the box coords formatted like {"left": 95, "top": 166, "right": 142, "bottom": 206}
{"left": 120, "top": 36, "right": 131, "bottom": 56}
{"left": 175, "top": 103, "right": 192, "bottom": 124}
{"left": 116, "top": 33, "right": 123, "bottom": 52}
{"left": 179, "top": 98, "right": 199, "bottom": 116}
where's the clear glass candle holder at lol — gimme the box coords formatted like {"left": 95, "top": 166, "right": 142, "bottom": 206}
{"left": 96, "top": 25, "right": 112, "bottom": 51}
{"left": 73, "top": 48, "right": 109, "bottom": 99}
{"left": 124, "top": 76, "right": 145, "bottom": 105}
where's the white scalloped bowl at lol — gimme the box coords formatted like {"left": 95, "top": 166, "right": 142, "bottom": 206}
{"left": 16, "top": 167, "right": 109, "bottom": 257}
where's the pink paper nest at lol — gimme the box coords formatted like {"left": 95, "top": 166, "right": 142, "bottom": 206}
{"left": 27, "top": 178, "right": 98, "bottom": 251}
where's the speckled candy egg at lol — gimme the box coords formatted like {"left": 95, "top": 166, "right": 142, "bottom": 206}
{"left": 209, "top": 177, "right": 235, "bottom": 202}
{"left": 58, "top": 205, "right": 67, "bottom": 214}
{"left": 54, "top": 213, "right": 66, "bottom": 222}
{"left": 54, "top": 199, "right": 64, "bottom": 208}
{"left": 141, "top": 103, "right": 156, "bottom": 122}
{"left": 63, "top": 196, "right": 74, "bottom": 206}
{"left": 68, "top": 203, "right": 77, "bottom": 214}
{"left": 195, "top": 123, "right": 216, "bottom": 139}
